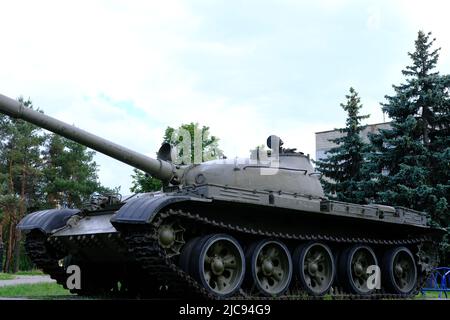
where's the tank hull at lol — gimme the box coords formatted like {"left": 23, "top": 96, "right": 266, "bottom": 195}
{"left": 19, "top": 188, "right": 443, "bottom": 299}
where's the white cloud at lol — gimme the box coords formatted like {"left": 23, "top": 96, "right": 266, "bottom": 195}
{"left": 366, "top": 6, "right": 381, "bottom": 31}
{"left": 397, "top": 0, "right": 450, "bottom": 71}
{"left": 0, "top": 0, "right": 201, "bottom": 191}
{"left": 1, "top": 0, "right": 449, "bottom": 193}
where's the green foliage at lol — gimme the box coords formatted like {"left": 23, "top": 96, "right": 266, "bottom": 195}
{"left": 0, "top": 97, "right": 46, "bottom": 212}
{"left": 0, "top": 282, "right": 71, "bottom": 297}
{"left": 130, "top": 168, "right": 162, "bottom": 193}
{"left": 315, "top": 87, "right": 369, "bottom": 204}
{"left": 13, "top": 269, "right": 44, "bottom": 276}
{"left": 42, "top": 134, "right": 103, "bottom": 208}
{"left": 0, "top": 97, "right": 111, "bottom": 272}
{"left": 130, "top": 122, "right": 223, "bottom": 193}
{"left": 0, "top": 273, "right": 15, "bottom": 280}
{"left": 0, "top": 97, "right": 46, "bottom": 272}
{"left": 363, "top": 31, "right": 449, "bottom": 263}
{"left": 163, "top": 122, "right": 223, "bottom": 164}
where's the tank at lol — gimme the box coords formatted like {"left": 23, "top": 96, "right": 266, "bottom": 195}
{"left": 0, "top": 93, "right": 444, "bottom": 299}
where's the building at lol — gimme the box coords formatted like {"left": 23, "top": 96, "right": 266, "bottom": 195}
{"left": 315, "top": 122, "right": 391, "bottom": 161}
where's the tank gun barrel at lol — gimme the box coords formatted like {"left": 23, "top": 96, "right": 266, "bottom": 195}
{"left": 0, "top": 93, "right": 176, "bottom": 182}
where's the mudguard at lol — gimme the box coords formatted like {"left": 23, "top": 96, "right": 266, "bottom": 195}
{"left": 111, "top": 194, "right": 210, "bottom": 225}
{"left": 17, "top": 208, "right": 81, "bottom": 234}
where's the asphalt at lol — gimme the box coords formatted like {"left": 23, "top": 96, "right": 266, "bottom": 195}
{"left": 0, "top": 275, "right": 55, "bottom": 287}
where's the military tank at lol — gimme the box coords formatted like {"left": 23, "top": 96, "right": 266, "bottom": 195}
{"left": 0, "top": 93, "right": 444, "bottom": 299}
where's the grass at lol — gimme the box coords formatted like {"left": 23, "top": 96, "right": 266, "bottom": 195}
{"left": 0, "top": 269, "right": 44, "bottom": 280}
{"left": 417, "top": 290, "right": 449, "bottom": 299}
{"left": 13, "top": 269, "right": 44, "bottom": 276}
{"left": 0, "top": 282, "right": 72, "bottom": 298}
{"left": 0, "top": 273, "right": 15, "bottom": 280}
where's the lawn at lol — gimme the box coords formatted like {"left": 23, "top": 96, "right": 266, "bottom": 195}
{"left": 0, "top": 278, "right": 446, "bottom": 299}
{"left": 0, "top": 269, "right": 44, "bottom": 280}
{"left": 0, "top": 282, "right": 72, "bottom": 298}
{"left": 0, "top": 273, "right": 15, "bottom": 280}
{"left": 418, "top": 291, "right": 449, "bottom": 299}
{"left": 13, "top": 270, "right": 44, "bottom": 276}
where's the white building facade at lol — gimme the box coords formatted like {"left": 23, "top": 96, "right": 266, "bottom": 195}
{"left": 315, "top": 122, "right": 391, "bottom": 161}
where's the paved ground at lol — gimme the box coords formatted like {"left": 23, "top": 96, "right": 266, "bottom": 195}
{"left": 0, "top": 275, "right": 55, "bottom": 287}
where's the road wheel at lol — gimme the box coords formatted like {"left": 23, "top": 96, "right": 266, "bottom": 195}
{"left": 247, "top": 239, "right": 292, "bottom": 296}
{"left": 382, "top": 246, "right": 417, "bottom": 294}
{"left": 293, "top": 242, "right": 335, "bottom": 296}
{"left": 191, "top": 234, "right": 245, "bottom": 297}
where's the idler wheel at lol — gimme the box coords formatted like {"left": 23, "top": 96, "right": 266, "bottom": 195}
{"left": 157, "top": 220, "right": 185, "bottom": 257}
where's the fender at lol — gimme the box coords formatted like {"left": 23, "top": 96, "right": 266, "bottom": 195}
{"left": 17, "top": 208, "right": 81, "bottom": 234}
{"left": 111, "top": 194, "right": 211, "bottom": 225}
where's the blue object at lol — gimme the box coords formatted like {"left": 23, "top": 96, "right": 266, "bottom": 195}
{"left": 421, "top": 267, "right": 450, "bottom": 299}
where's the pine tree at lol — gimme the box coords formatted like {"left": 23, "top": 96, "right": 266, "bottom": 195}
{"left": 0, "top": 97, "right": 117, "bottom": 271}
{"left": 42, "top": 134, "right": 107, "bottom": 208}
{"left": 315, "top": 87, "right": 369, "bottom": 204}
{"left": 0, "top": 97, "right": 45, "bottom": 272}
{"left": 365, "top": 31, "right": 449, "bottom": 263}
{"left": 131, "top": 123, "right": 223, "bottom": 193}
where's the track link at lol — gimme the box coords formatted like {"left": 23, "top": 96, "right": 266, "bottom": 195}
{"left": 24, "top": 232, "right": 68, "bottom": 289}
{"left": 23, "top": 209, "right": 438, "bottom": 300}
{"left": 119, "top": 209, "right": 438, "bottom": 300}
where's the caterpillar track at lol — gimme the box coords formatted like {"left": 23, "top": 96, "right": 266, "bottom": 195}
{"left": 25, "top": 208, "right": 438, "bottom": 300}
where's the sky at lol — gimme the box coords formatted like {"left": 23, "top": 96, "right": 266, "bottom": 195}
{"left": 1, "top": 0, "right": 449, "bottom": 193}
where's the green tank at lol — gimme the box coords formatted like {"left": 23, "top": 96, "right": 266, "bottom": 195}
{"left": 0, "top": 93, "right": 444, "bottom": 299}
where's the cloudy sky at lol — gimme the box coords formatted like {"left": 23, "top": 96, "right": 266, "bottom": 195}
{"left": 1, "top": 0, "right": 449, "bottom": 193}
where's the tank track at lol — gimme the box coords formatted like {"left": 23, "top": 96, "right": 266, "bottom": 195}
{"left": 120, "top": 209, "right": 437, "bottom": 300}
{"left": 24, "top": 209, "right": 437, "bottom": 300}
{"left": 24, "top": 232, "right": 69, "bottom": 289}
{"left": 25, "top": 232, "right": 128, "bottom": 296}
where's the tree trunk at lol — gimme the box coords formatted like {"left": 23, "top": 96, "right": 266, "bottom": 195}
{"left": 4, "top": 159, "right": 18, "bottom": 273}
{"left": 13, "top": 165, "right": 27, "bottom": 273}
{"left": 12, "top": 230, "right": 21, "bottom": 273}
{"left": 5, "top": 216, "right": 15, "bottom": 273}
{"left": 0, "top": 218, "right": 4, "bottom": 272}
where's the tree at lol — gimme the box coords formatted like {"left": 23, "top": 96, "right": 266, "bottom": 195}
{"left": 130, "top": 169, "right": 162, "bottom": 193}
{"left": 42, "top": 134, "right": 105, "bottom": 209}
{"left": 364, "top": 31, "right": 449, "bottom": 263}
{"left": 315, "top": 87, "right": 369, "bottom": 204}
{"left": 0, "top": 97, "right": 45, "bottom": 272}
{"left": 131, "top": 123, "right": 223, "bottom": 193}
{"left": 0, "top": 97, "right": 114, "bottom": 272}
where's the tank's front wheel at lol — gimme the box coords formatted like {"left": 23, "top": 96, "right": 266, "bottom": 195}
{"left": 191, "top": 234, "right": 245, "bottom": 297}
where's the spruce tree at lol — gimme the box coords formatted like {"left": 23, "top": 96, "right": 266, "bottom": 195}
{"left": 365, "top": 31, "right": 449, "bottom": 263}
{"left": 315, "top": 87, "right": 369, "bottom": 204}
